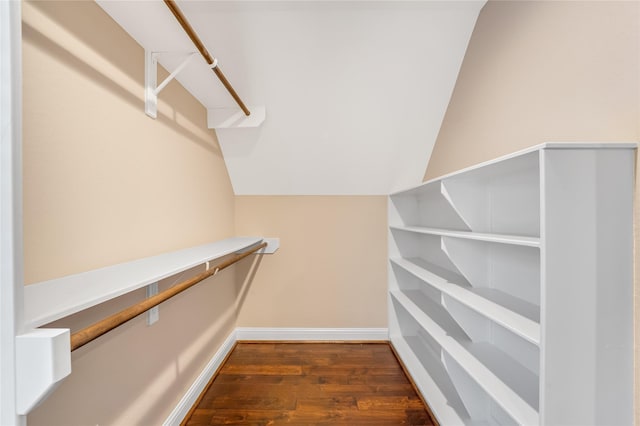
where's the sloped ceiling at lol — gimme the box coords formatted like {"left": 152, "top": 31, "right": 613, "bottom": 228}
{"left": 97, "top": 0, "right": 485, "bottom": 195}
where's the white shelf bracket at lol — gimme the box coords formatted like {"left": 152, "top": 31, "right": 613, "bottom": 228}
{"left": 16, "top": 329, "right": 71, "bottom": 415}
{"left": 146, "top": 282, "right": 159, "bottom": 325}
{"left": 237, "top": 238, "right": 279, "bottom": 254}
{"left": 145, "top": 50, "right": 197, "bottom": 119}
{"left": 207, "top": 105, "right": 266, "bottom": 129}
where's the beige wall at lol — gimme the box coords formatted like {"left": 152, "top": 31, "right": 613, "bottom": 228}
{"left": 22, "top": 1, "right": 235, "bottom": 284}
{"left": 22, "top": 2, "right": 389, "bottom": 424}
{"left": 425, "top": 0, "right": 638, "bottom": 180}
{"left": 235, "top": 196, "right": 388, "bottom": 328}
{"left": 23, "top": 1, "right": 237, "bottom": 424}
{"left": 424, "top": 0, "right": 639, "bottom": 423}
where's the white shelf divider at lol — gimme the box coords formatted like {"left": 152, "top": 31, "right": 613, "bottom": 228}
{"left": 439, "top": 181, "right": 474, "bottom": 230}
{"left": 390, "top": 290, "right": 540, "bottom": 426}
{"left": 23, "top": 237, "right": 268, "bottom": 329}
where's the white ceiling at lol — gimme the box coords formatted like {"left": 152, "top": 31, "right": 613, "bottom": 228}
{"left": 97, "top": 0, "right": 485, "bottom": 195}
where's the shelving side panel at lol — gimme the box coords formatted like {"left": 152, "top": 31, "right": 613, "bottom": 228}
{"left": 540, "top": 148, "right": 634, "bottom": 426}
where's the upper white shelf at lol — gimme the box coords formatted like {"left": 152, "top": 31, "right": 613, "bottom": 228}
{"left": 390, "top": 225, "right": 540, "bottom": 248}
{"left": 23, "top": 237, "right": 268, "bottom": 329}
{"left": 390, "top": 142, "right": 637, "bottom": 196}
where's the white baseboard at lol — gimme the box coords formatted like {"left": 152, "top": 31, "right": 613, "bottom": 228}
{"left": 164, "top": 327, "right": 388, "bottom": 424}
{"left": 163, "top": 330, "right": 237, "bottom": 426}
{"left": 235, "top": 327, "right": 389, "bottom": 341}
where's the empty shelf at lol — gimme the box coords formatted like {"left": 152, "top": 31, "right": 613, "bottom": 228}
{"left": 392, "top": 257, "right": 540, "bottom": 345}
{"left": 389, "top": 225, "right": 540, "bottom": 247}
{"left": 390, "top": 290, "right": 540, "bottom": 425}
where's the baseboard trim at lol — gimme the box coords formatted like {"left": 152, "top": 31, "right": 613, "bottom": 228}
{"left": 235, "top": 327, "right": 389, "bottom": 341}
{"left": 163, "top": 330, "right": 237, "bottom": 426}
{"left": 164, "top": 327, "right": 389, "bottom": 424}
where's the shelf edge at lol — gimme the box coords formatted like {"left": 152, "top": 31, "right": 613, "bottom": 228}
{"left": 24, "top": 237, "right": 264, "bottom": 329}
{"left": 390, "top": 225, "right": 540, "bottom": 247}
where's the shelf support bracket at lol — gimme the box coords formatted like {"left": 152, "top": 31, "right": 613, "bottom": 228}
{"left": 145, "top": 50, "right": 197, "bottom": 119}
{"left": 146, "top": 282, "right": 159, "bottom": 325}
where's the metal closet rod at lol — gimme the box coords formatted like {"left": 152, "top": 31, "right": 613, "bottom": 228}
{"left": 70, "top": 242, "right": 267, "bottom": 352}
{"left": 163, "top": 0, "right": 251, "bottom": 116}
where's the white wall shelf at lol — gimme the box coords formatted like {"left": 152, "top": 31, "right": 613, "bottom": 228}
{"left": 19, "top": 236, "right": 278, "bottom": 415}
{"left": 388, "top": 143, "right": 636, "bottom": 425}
{"left": 391, "top": 334, "right": 472, "bottom": 425}
{"left": 389, "top": 225, "right": 540, "bottom": 247}
{"left": 23, "top": 237, "right": 274, "bottom": 329}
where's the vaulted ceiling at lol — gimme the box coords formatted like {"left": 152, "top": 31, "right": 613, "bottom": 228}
{"left": 97, "top": 0, "right": 486, "bottom": 195}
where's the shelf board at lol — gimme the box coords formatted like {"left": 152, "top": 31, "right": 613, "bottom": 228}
{"left": 390, "top": 290, "right": 540, "bottom": 425}
{"left": 391, "top": 142, "right": 637, "bottom": 196}
{"left": 391, "top": 257, "right": 540, "bottom": 345}
{"left": 464, "top": 342, "right": 539, "bottom": 411}
{"left": 390, "top": 225, "right": 540, "bottom": 247}
{"left": 390, "top": 335, "right": 471, "bottom": 425}
{"left": 392, "top": 256, "right": 467, "bottom": 286}
{"left": 23, "top": 237, "right": 264, "bottom": 329}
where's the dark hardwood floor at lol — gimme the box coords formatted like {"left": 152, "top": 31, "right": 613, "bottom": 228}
{"left": 182, "top": 342, "right": 436, "bottom": 425}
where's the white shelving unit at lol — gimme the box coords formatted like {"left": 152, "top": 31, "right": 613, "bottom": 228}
{"left": 388, "top": 143, "right": 635, "bottom": 425}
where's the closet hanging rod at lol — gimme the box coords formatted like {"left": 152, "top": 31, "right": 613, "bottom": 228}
{"left": 69, "top": 242, "right": 267, "bottom": 352}
{"left": 163, "top": 0, "right": 251, "bottom": 116}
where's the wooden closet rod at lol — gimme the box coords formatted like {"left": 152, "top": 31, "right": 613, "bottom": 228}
{"left": 163, "top": 0, "right": 251, "bottom": 116}
{"left": 70, "top": 242, "right": 267, "bottom": 352}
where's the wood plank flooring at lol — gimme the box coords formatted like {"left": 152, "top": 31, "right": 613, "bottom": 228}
{"left": 183, "top": 342, "right": 436, "bottom": 425}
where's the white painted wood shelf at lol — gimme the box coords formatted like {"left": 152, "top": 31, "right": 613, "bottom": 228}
{"left": 389, "top": 225, "right": 540, "bottom": 247}
{"left": 388, "top": 143, "right": 635, "bottom": 425}
{"left": 23, "top": 237, "right": 267, "bottom": 329}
